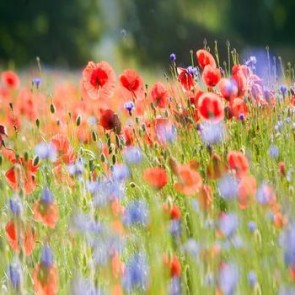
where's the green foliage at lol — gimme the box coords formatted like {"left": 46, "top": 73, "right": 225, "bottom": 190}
{"left": 0, "top": 0, "right": 101, "bottom": 67}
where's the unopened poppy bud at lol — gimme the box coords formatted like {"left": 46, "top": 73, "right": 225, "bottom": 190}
{"left": 9, "top": 103, "right": 13, "bottom": 111}
{"left": 36, "top": 119, "right": 40, "bottom": 128}
{"left": 76, "top": 115, "right": 81, "bottom": 126}
{"left": 129, "top": 182, "right": 136, "bottom": 188}
{"left": 50, "top": 104, "right": 55, "bottom": 114}
{"left": 278, "top": 161, "right": 286, "bottom": 176}
{"left": 24, "top": 152, "right": 29, "bottom": 162}
{"left": 112, "top": 154, "right": 116, "bottom": 165}
{"left": 0, "top": 155, "right": 2, "bottom": 166}
{"left": 33, "top": 156, "right": 39, "bottom": 166}
{"left": 92, "top": 131, "right": 98, "bottom": 142}
{"left": 100, "top": 153, "right": 106, "bottom": 163}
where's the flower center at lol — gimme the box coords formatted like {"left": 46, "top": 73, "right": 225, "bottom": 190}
{"left": 90, "top": 68, "right": 108, "bottom": 88}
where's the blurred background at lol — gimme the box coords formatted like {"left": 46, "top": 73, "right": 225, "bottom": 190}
{"left": 1, "top": 0, "right": 295, "bottom": 73}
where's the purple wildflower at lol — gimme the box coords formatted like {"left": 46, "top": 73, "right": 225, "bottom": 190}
{"left": 122, "top": 253, "right": 149, "bottom": 292}
{"left": 124, "top": 101, "right": 135, "bottom": 115}
{"left": 248, "top": 270, "right": 257, "bottom": 287}
{"left": 9, "top": 260, "right": 22, "bottom": 289}
{"left": 155, "top": 122, "right": 177, "bottom": 144}
{"left": 34, "top": 142, "right": 57, "bottom": 162}
{"left": 280, "top": 222, "right": 295, "bottom": 268}
{"left": 199, "top": 121, "right": 226, "bottom": 145}
{"left": 170, "top": 220, "right": 181, "bottom": 237}
{"left": 68, "top": 158, "right": 84, "bottom": 176}
{"left": 123, "top": 200, "right": 149, "bottom": 227}
{"left": 9, "top": 197, "right": 22, "bottom": 215}
{"left": 268, "top": 145, "right": 279, "bottom": 159}
{"left": 219, "top": 213, "right": 239, "bottom": 238}
{"left": 41, "top": 245, "right": 54, "bottom": 268}
{"left": 123, "top": 146, "right": 143, "bottom": 165}
{"left": 170, "top": 277, "right": 181, "bottom": 295}
{"left": 169, "top": 53, "right": 176, "bottom": 62}
{"left": 248, "top": 221, "right": 257, "bottom": 233}
{"left": 32, "top": 77, "right": 41, "bottom": 88}
{"left": 111, "top": 164, "right": 130, "bottom": 182}
{"left": 41, "top": 187, "right": 54, "bottom": 204}
{"left": 217, "top": 174, "right": 239, "bottom": 200}
{"left": 219, "top": 263, "right": 239, "bottom": 295}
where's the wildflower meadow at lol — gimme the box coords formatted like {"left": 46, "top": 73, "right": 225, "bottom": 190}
{"left": 1, "top": 45, "right": 295, "bottom": 295}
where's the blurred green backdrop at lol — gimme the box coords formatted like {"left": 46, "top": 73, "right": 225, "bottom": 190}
{"left": 0, "top": 0, "right": 295, "bottom": 70}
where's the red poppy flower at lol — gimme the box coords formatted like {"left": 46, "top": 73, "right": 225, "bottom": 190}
{"left": 202, "top": 65, "right": 221, "bottom": 88}
{"left": 51, "top": 134, "right": 76, "bottom": 165}
{"left": 198, "top": 184, "right": 213, "bottom": 210}
{"left": 123, "top": 126, "right": 135, "bottom": 146}
{"left": 33, "top": 264, "right": 59, "bottom": 295}
{"left": 33, "top": 201, "right": 59, "bottom": 228}
{"left": 5, "top": 220, "right": 37, "bottom": 255}
{"left": 99, "top": 109, "right": 121, "bottom": 134}
{"left": 189, "top": 89, "right": 204, "bottom": 107}
{"left": 198, "top": 92, "right": 224, "bottom": 121}
{"left": 177, "top": 67, "right": 195, "bottom": 91}
{"left": 218, "top": 78, "right": 238, "bottom": 101}
{"left": 170, "top": 256, "right": 181, "bottom": 277}
{"left": 174, "top": 164, "right": 203, "bottom": 196}
{"left": 82, "top": 61, "right": 116, "bottom": 100}
{"left": 227, "top": 151, "right": 249, "bottom": 178}
{"left": 170, "top": 205, "right": 181, "bottom": 220}
{"left": 143, "top": 167, "right": 168, "bottom": 189}
{"left": 196, "top": 49, "right": 216, "bottom": 69}
{"left": 119, "top": 69, "right": 143, "bottom": 96}
{"left": 5, "top": 158, "right": 38, "bottom": 194}
{"left": 150, "top": 82, "right": 169, "bottom": 108}
{"left": 238, "top": 175, "right": 257, "bottom": 209}
{"left": 231, "top": 68, "right": 247, "bottom": 98}
{"left": 230, "top": 98, "right": 248, "bottom": 119}
{"left": 1, "top": 71, "right": 20, "bottom": 89}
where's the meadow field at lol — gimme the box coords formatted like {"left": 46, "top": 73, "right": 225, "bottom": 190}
{"left": 1, "top": 47, "right": 295, "bottom": 295}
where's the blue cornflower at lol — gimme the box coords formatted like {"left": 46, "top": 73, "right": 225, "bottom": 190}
{"left": 93, "top": 180, "right": 123, "bottom": 206}
{"left": 217, "top": 174, "right": 239, "bottom": 200}
{"left": 122, "top": 253, "right": 149, "bottom": 292}
{"left": 34, "top": 142, "right": 57, "bottom": 162}
{"left": 219, "top": 263, "right": 239, "bottom": 295}
{"left": 219, "top": 214, "right": 239, "bottom": 238}
{"left": 68, "top": 158, "right": 84, "bottom": 176}
{"left": 156, "top": 122, "right": 177, "bottom": 144}
{"left": 32, "top": 77, "right": 41, "bottom": 88}
{"left": 170, "top": 220, "right": 181, "bottom": 237}
{"left": 248, "top": 270, "right": 257, "bottom": 287}
{"left": 248, "top": 221, "right": 257, "bottom": 233}
{"left": 280, "top": 222, "right": 295, "bottom": 268}
{"left": 182, "top": 239, "right": 199, "bottom": 258}
{"left": 170, "top": 277, "right": 181, "bottom": 295}
{"left": 41, "top": 245, "right": 54, "bottom": 267}
{"left": 169, "top": 53, "right": 176, "bottom": 62}
{"left": 124, "top": 101, "right": 135, "bottom": 115}
{"left": 111, "top": 164, "right": 130, "bottom": 182}
{"left": 9, "top": 261, "right": 22, "bottom": 289}
{"left": 71, "top": 213, "right": 102, "bottom": 234}
{"left": 187, "top": 66, "right": 198, "bottom": 76}
{"left": 268, "top": 145, "right": 279, "bottom": 159}
{"left": 9, "top": 197, "right": 22, "bottom": 215}
{"left": 280, "top": 85, "right": 288, "bottom": 97}
{"left": 41, "top": 187, "right": 54, "bottom": 204}
{"left": 123, "top": 146, "right": 143, "bottom": 165}
{"left": 123, "top": 200, "right": 149, "bottom": 227}
{"left": 199, "top": 121, "right": 226, "bottom": 145}
{"left": 70, "top": 276, "right": 101, "bottom": 295}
